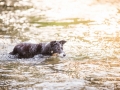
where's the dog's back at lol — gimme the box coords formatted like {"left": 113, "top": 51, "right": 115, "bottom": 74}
{"left": 10, "top": 43, "right": 42, "bottom": 58}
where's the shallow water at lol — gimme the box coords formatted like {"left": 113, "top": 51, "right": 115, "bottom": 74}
{"left": 0, "top": 0, "right": 120, "bottom": 90}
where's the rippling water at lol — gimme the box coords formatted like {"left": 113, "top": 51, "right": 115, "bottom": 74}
{"left": 0, "top": 0, "right": 120, "bottom": 90}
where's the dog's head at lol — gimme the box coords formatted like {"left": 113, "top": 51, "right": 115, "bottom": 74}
{"left": 50, "top": 40, "right": 66, "bottom": 57}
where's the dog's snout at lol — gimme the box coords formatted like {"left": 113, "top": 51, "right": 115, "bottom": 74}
{"left": 63, "top": 54, "right": 66, "bottom": 57}
{"left": 59, "top": 53, "right": 66, "bottom": 57}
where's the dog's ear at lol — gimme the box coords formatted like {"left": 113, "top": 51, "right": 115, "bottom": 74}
{"left": 50, "top": 41, "right": 57, "bottom": 47}
{"left": 59, "top": 40, "right": 67, "bottom": 45}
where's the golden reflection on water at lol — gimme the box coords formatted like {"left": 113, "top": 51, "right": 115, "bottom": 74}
{"left": 30, "top": 0, "right": 120, "bottom": 35}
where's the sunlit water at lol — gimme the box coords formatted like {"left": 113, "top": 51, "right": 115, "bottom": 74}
{"left": 0, "top": 0, "right": 120, "bottom": 90}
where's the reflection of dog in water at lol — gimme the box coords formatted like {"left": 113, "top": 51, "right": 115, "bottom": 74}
{"left": 9, "top": 40, "right": 67, "bottom": 58}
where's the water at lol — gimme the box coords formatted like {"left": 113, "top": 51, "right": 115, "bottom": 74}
{"left": 0, "top": 0, "right": 120, "bottom": 90}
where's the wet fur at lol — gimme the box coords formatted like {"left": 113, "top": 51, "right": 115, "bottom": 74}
{"left": 9, "top": 40, "right": 66, "bottom": 58}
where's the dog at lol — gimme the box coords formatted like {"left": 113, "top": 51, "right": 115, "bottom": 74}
{"left": 9, "top": 40, "right": 67, "bottom": 58}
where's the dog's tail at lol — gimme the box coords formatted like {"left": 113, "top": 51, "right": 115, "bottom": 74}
{"left": 9, "top": 51, "right": 15, "bottom": 55}
{"left": 9, "top": 48, "right": 17, "bottom": 55}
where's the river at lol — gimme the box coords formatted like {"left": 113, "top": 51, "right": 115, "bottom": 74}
{"left": 0, "top": 0, "right": 120, "bottom": 90}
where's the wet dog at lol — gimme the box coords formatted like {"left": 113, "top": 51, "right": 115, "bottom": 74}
{"left": 9, "top": 40, "right": 66, "bottom": 58}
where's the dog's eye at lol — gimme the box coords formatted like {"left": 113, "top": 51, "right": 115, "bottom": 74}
{"left": 51, "top": 51, "right": 53, "bottom": 53}
{"left": 57, "top": 48, "right": 60, "bottom": 50}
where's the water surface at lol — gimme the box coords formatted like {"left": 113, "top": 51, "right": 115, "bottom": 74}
{"left": 0, "top": 0, "right": 120, "bottom": 89}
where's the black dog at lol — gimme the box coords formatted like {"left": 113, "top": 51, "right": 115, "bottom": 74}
{"left": 9, "top": 40, "right": 66, "bottom": 58}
